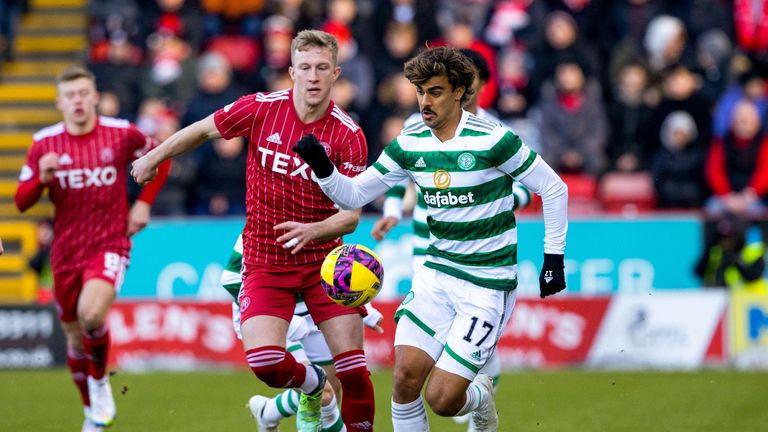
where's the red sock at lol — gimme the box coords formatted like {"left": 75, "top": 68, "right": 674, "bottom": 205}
{"left": 83, "top": 326, "right": 110, "bottom": 379}
{"left": 334, "top": 350, "right": 375, "bottom": 431}
{"left": 66, "top": 349, "right": 90, "bottom": 407}
{"left": 245, "top": 346, "right": 306, "bottom": 388}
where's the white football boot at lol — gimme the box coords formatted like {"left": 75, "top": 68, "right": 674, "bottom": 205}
{"left": 87, "top": 376, "right": 116, "bottom": 427}
{"left": 82, "top": 407, "right": 104, "bottom": 432}
{"left": 470, "top": 374, "right": 498, "bottom": 432}
{"left": 248, "top": 395, "right": 280, "bottom": 432}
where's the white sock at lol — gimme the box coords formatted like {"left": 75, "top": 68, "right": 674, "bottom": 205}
{"left": 392, "top": 396, "right": 429, "bottom": 432}
{"left": 321, "top": 394, "right": 346, "bottom": 432}
{"left": 262, "top": 389, "right": 298, "bottom": 423}
{"left": 299, "top": 364, "right": 320, "bottom": 394}
{"left": 455, "top": 381, "right": 488, "bottom": 416}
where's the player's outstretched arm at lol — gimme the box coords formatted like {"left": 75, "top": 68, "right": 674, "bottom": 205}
{"left": 517, "top": 158, "right": 569, "bottom": 298}
{"left": 293, "top": 134, "right": 392, "bottom": 210}
{"left": 132, "top": 114, "right": 221, "bottom": 185}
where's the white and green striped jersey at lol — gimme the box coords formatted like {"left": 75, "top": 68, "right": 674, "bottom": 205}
{"left": 384, "top": 109, "right": 531, "bottom": 258}
{"left": 373, "top": 110, "right": 540, "bottom": 290}
{"left": 384, "top": 182, "right": 531, "bottom": 258}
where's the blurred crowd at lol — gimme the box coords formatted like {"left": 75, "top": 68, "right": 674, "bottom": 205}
{"left": 84, "top": 0, "right": 768, "bottom": 218}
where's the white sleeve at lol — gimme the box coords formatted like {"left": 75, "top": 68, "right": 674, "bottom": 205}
{"left": 382, "top": 196, "right": 404, "bottom": 219}
{"left": 316, "top": 167, "right": 405, "bottom": 210}
{"left": 517, "top": 156, "right": 568, "bottom": 254}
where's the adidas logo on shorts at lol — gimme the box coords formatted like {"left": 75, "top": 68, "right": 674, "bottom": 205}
{"left": 470, "top": 350, "right": 482, "bottom": 361}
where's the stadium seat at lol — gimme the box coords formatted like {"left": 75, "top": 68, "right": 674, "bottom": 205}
{"left": 207, "top": 35, "right": 261, "bottom": 74}
{"left": 599, "top": 171, "right": 656, "bottom": 214}
{"left": 560, "top": 173, "right": 601, "bottom": 215}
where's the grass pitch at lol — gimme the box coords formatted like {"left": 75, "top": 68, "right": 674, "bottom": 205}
{"left": 1, "top": 368, "right": 766, "bottom": 431}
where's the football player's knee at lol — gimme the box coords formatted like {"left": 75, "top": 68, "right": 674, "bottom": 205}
{"left": 78, "top": 312, "right": 104, "bottom": 332}
{"left": 250, "top": 363, "right": 294, "bottom": 388}
{"left": 392, "top": 366, "right": 424, "bottom": 399}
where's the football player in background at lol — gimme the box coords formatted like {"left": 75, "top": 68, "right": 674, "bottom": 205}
{"left": 15, "top": 65, "right": 171, "bottom": 431}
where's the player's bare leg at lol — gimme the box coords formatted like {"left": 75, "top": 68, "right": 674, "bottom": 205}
{"left": 318, "top": 313, "right": 375, "bottom": 432}
{"left": 391, "top": 345, "right": 433, "bottom": 431}
{"left": 425, "top": 368, "right": 497, "bottom": 432}
{"left": 77, "top": 278, "right": 117, "bottom": 427}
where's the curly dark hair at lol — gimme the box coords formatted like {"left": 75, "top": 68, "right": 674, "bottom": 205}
{"left": 403, "top": 46, "right": 476, "bottom": 105}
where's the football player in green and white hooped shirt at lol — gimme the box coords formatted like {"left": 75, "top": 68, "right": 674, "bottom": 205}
{"left": 221, "top": 234, "right": 384, "bottom": 432}
{"left": 294, "top": 47, "right": 568, "bottom": 432}
{"left": 370, "top": 48, "right": 531, "bottom": 431}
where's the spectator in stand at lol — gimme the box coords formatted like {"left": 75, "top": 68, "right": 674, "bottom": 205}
{"left": 537, "top": 60, "right": 608, "bottom": 175}
{"left": 732, "top": 0, "right": 768, "bottom": 73}
{"left": 136, "top": 99, "right": 195, "bottom": 216}
{"left": 182, "top": 51, "right": 243, "bottom": 127}
{"left": 483, "top": 0, "right": 548, "bottom": 49}
{"left": 496, "top": 44, "right": 533, "bottom": 119}
{"left": 695, "top": 29, "right": 733, "bottom": 106}
{"left": 192, "top": 136, "right": 247, "bottom": 216}
{"left": 544, "top": 0, "right": 605, "bottom": 46}
{"left": 141, "top": 30, "right": 196, "bottom": 108}
{"left": 607, "top": 62, "right": 653, "bottom": 172}
{"left": 646, "top": 63, "right": 711, "bottom": 164}
{"left": 712, "top": 70, "right": 768, "bottom": 139}
{"left": 431, "top": 17, "right": 498, "bottom": 109}
{"left": 322, "top": 20, "right": 375, "bottom": 113}
{"left": 530, "top": 11, "right": 601, "bottom": 104}
{"left": 651, "top": 110, "right": 708, "bottom": 208}
{"left": 257, "top": 15, "right": 294, "bottom": 91}
{"left": 88, "top": 33, "right": 144, "bottom": 119}
{"left": 371, "top": 0, "right": 440, "bottom": 48}
{"left": 141, "top": 0, "right": 203, "bottom": 52}
{"left": 367, "top": 72, "right": 418, "bottom": 154}
{"left": 705, "top": 100, "right": 768, "bottom": 217}
{"left": 264, "top": 0, "right": 323, "bottom": 33}
{"left": 201, "top": 0, "right": 264, "bottom": 38}
{"left": 373, "top": 21, "right": 419, "bottom": 83}
{"left": 97, "top": 92, "right": 121, "bottom": 118}
{"left": 643, "top": 14, "right": 693, "bottom": 75}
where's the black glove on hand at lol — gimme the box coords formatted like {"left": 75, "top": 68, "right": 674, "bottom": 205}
{"left": 292, "top": 133, "right": 334, "bottom": 179}
{"left": 539, "top": 253, "right": 566, "bottom": 298}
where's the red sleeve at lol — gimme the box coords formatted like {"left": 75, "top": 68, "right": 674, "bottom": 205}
{"left": 213, "top": 94, "right": 257, "bottom": 139}
{"left": 705, "top": 138, "right": 732, "bottom": 196}
{"left": 748, "top": 136, "right": 768, "bottom": 196}
{"left": 15, "top": 142, "right": 48, "bottom": 212}
{"left": 128, "top": 125, "right": 158, "bottom": 159}
{"left": 335, "top": 128, "right": 368, "bottom": 178}
{"left": 136, "top": 159, "right": 171, "bottom": 204}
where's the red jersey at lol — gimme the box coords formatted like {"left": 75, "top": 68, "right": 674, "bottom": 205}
{"left": 16, "top": 116, "right": 157, "bottom": 271}
{"left": 214, "top": 89, "right": 368, "bottom": 267}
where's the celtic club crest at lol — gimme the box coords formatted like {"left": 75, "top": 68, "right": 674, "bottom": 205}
{"left": 457, "top": 152, "right": 476, "bottom": 170}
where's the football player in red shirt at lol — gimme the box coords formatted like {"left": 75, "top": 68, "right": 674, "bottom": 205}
{"left": 15, "top": 66, "right": 170, "bottom": 430}
{"left": 132, "top": 30, "right": 375, "bottom": 431}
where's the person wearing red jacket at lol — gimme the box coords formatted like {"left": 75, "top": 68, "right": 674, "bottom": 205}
{"left": 705, "top": 99, "right": 768, "bottom": 216}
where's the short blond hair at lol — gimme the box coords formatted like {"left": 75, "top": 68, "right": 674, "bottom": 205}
{"left": 56, "top": 65, "right": 96, "bottom": 85}
{"left": 290, "top": 30, "right": 339, "bottom": 65}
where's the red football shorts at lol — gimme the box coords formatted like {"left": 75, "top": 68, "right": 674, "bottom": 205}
{"left": 239, "top": 261, "right": 364, "bottom": 325}
{"left": 53, "top": 250, "right": 129, "bottom": 322}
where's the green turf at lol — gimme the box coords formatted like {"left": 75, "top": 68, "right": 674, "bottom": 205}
{"left": 1, "top": 368, "right": 766, "bottom": 431}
